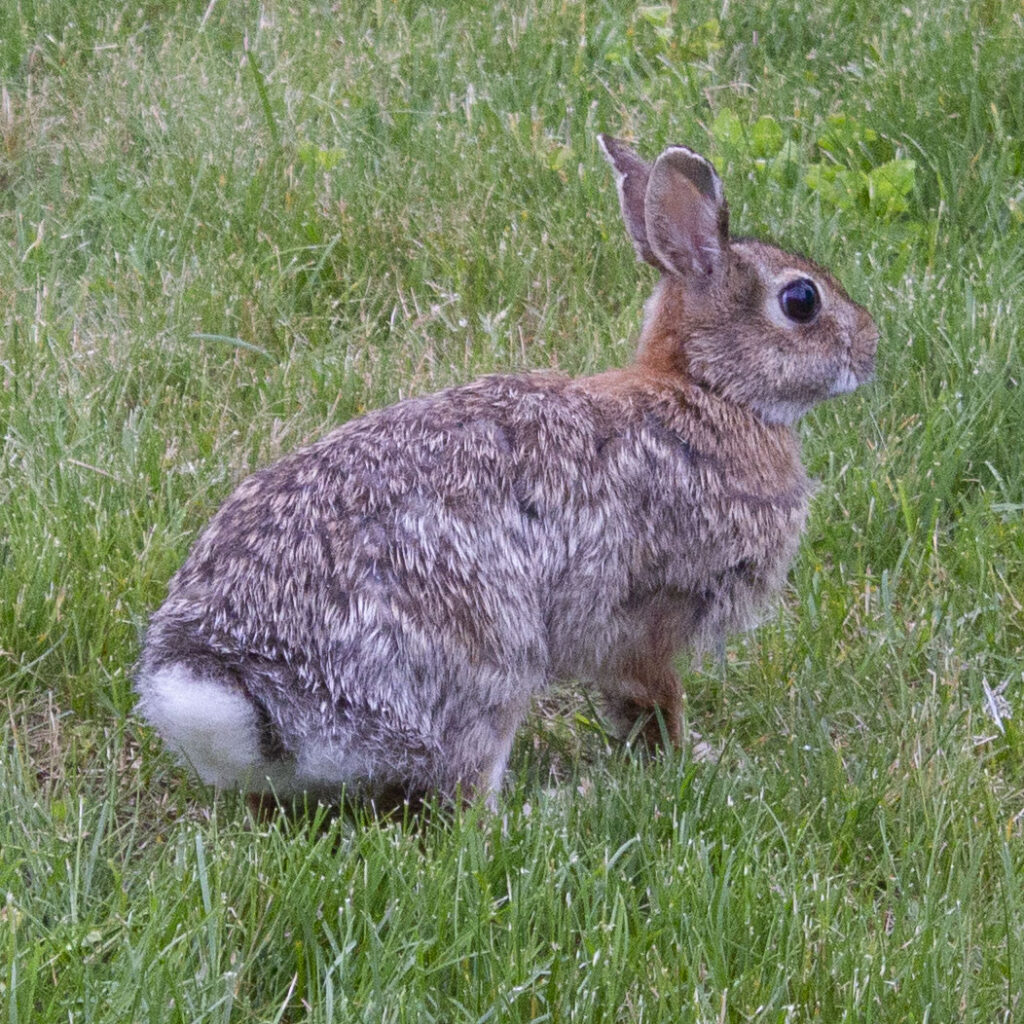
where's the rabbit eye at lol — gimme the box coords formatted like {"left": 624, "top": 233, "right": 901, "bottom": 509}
{"left": 778, "top": 278, "right": 820, "bottom": 323}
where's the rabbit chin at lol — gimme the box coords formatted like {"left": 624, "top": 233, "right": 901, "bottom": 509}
{"left": 753, "top": 364, "right": 862, "bottom": 424}
{"left": 829, "top": 365, "right": 861, "bottom": 396}
{"left": 749, "top": 397, "right": 815, "bottom": 426}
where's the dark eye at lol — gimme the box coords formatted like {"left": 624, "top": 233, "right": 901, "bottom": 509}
{"left": 778, "top": 277, "right": 820, "bottom": 323}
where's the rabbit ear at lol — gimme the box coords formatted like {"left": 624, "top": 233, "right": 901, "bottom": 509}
{"left": 598, "top": 134, "right": 662, "bottom": 269}
{"left": 644, "top": 146, "right": 730, "bottom": 285}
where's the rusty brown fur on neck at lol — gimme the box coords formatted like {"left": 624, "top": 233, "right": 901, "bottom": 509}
{"left": 134, "top": 134, "right": 879, "bottom": 810}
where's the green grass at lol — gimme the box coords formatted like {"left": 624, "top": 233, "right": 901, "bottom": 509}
{"left": 2, "top": 0, "right": 1023, "bottom": 1020}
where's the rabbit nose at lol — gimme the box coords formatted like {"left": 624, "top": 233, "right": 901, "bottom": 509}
{"left": 857, "top": 310, "right": 880, "bottom": 354}
{"left": 851, "top": 329, "right": 878, "bottom": 383}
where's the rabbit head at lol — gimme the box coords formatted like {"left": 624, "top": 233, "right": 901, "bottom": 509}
{"left": 599, "top": 135, "right": 878, "bottom": 425}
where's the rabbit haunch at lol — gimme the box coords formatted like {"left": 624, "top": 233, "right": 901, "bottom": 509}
{"left": 135, "top": 136, "right": 877, "bottom": 804}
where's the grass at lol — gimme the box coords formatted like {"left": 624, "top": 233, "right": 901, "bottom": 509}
{"left": 1, "top": 0, "right": 1023, "bottom": 1019}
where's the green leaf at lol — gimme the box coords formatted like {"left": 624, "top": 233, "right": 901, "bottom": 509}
{"left": 636, "top": 4, "right": 674, "bottom": 43}
{"left": 297, "top": 143, "right": 347, "bottom": 171}
{"left": 710, "top": 108, "right": 745, "bottom": 153}
{"left": 804, "top": 162, "right": 864, "bottom": 210}
{"left": 637, "top": 4, "right": 672, "bottom": 29}
{"left": 866, "top": 157, "right": 917, "bottom": 216}
{"left": 768, "top": 139, "right": 802, "bottom": 185}
{"left": 751, "top": 116, "right": 784, "bottom": 158}
{"left": 815, "top": 112, "right": 895, "bottom": 173}
{"left": 681, "top": 18, "right": 722, "bottom": 59}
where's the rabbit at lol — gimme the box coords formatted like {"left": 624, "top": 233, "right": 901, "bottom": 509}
{"left": 135, "top": 134, "right": 878, "bottom": 809}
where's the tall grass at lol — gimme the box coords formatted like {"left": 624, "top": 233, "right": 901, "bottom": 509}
{"left": 2, "top": 0, "right": 1023, "bottom": 1020}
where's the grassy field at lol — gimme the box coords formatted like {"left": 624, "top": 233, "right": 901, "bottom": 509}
{"left": 2, "top": 0, "right": 1023, "bottom": 1020}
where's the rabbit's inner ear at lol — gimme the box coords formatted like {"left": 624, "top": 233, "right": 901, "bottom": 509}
{"left": 644, "top": 146, "right": 729, "bottom": 286}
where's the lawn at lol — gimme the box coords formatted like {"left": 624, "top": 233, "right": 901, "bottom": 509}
{"left": 1, "top": 0, "right": 1023, "bottom": 1020}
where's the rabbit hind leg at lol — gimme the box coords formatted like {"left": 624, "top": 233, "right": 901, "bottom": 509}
{"left": 475, "top": 726, "right": 519, "bottom": 810}
{"left": 434, "top": 702, "right": 527, "bottom": 810}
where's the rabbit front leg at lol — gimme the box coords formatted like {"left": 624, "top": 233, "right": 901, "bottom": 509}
{"left": 596, "top": 651, "right": 683, "bottom": 749}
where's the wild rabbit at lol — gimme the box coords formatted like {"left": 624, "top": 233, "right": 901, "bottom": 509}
{"left": 135, "top": 135, "right": 878, "bottom": 807}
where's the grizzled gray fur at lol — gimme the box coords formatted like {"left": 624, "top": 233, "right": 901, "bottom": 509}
{"left": 135, "top": 135, "right": 878, "bottom": 807}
